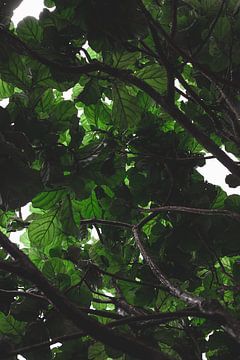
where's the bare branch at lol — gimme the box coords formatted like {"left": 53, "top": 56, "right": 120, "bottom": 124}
{"left": 132, "top": 226, "right": 240, "bottom": 343}
{"left": 80, "top": 218, "right": 132, "bottom": 229}
{"left": 137, "top": 205, "right": 240, "bottom": 228}
{"left": 132, "top": 226, "right": 202, "bottom": 305}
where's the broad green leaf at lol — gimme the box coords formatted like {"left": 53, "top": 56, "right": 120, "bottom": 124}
{"left": 112, "top": 85, "right": 141, "bottom": 130}
{"left": 67, "top": 284, "right": 92, "bottom": 307}
{"left": 0, "top": 79, "right": 14, "bottom": 99}
{"left": 17, "top": 16, "right": 43, "bottom": 44}
{"left": 35, "top": 89, "right": 56, "bottom": 116}
{"left": 112, "top": 50, "right": 139, "bottom": 69}
{"left": 0, "top": 56, "right": 31, "bottom": 90}
{"left": 0, "top": 312, "right": 25, "bottom": 336}
{"left": 28, "top": 210, "right": 61, "bottom": 247}
{"left": 214, "top": 16, "right": 231, "bottom": 41}
{"left": 51, "top": 100, "right": 78, "bottom": 130}
{"left": 32, "top": 190, "right": 67, "bottom": 210}
{"left": 59, "top": 196, "right": 79, "bottom": 236}
{"left": 88, "top": 342, "right": 106, "bottom": 360}
{"left": 84, "top": 102, "right": 111, "bottom": 129}
{"left": 42, "top": 257, "right": 75, "bottom": 281}
{"left": 211, "top": 188, "right": 227, "bottom": 209}
{"left": 79, "top": 192, "right": 102, "bottom": 218}
{"left": 136, "top": 64, "right": 167, "bottom": 93}
{"left": 78, "top": 79, "right": 101, "bottom": 105}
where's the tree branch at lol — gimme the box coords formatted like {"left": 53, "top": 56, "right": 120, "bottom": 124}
{"left": 137, "top": 205, "right": 240, "bottom": 228}
{"left": 171, "top": 0, "right": 178, "bottom": 38}
{"left": 0, "top": 27, "right": 240, "bottom": 178}
{"left": 3, "top": 331, "right": 86, "bottom": 359}
{"left": 132, "top": 226, "right": 202, "bottom": 305}
{"left": 3, "top": 309, "right": 202, "bottom": 359}
{"left": 0, "top": 288, "right": 48, "bottom": 302}
{"left": 0, "top": 231, "right": 171, "bottom": 360}
{"left": 80, "top": 218, "right": 132, "bottom": 228}
{"left": 132, "top": 225, "right": 240, "bottom": 343}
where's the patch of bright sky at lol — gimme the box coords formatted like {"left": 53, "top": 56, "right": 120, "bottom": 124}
{"left": 0, "top": 98, "right": 9, "bottom": 107}
{"left": 63, "top": 88, "right": 73, "bottom": 100}
{"left": 12, "top": 0, "right": 45, "bottom": 26}
{"left": 197, "top": 152, "right": 240, "bottom": 195}
{"left": 18, "top": 355, "right": 26, "bottom": 360}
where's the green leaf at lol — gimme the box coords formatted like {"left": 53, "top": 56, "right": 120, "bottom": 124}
{"left": 42, "top": 257, "right": 75, "bottom": 283}
{"left": 0, "top": 312, "right": 25, "bottom": 337}
{"left": 78, "top": 79, "right": 101, "bottom": 105}
{"left": 0, "top": 56, "right": 31, "bottom": 90}
{"left": 32, "top": 190, "right": 67, "bottom": 210}
{"left": 59, "top": 196, "right": 79, "bottom": 236}
{"left": 79, "top": 191, "right": 102, "bottom": 218}
{"left": 44, "top": 0, "right": 55, "bottom": 7}
{"left": 112, "top": 50, "right": 139, "bottom": 69}
{"left": 112, "top": 85, "right": 141, "bottom": 130}
{"left": 84, "top": 102, "right": 111, "bottom": 129}
{"left": 28, "top": 210, "right": 62, "bottom": 248}
{"left": 136, "top": 64, "right": 167, "bottom": 93}
{"left": 35, "top": 89, "right": 56, "bottom": 117}
{"left": 17, "top": 16, "right": 43, "bottom": 44}
{"left": 67, "top": 284, "right": 92, "bottom": 307}
{"left": 211, "top": 188, "right": 227, "bottom": 209}
{"left": 51, "top": 100, "right": 78, "bottom": 130}
{"left": 224, "top": 195, "right": 240, "bottom": 211}
{"left": 88, "top": 342, "right": 106, "bottom": 360}
{"left": 0, "top": 79, "right": 14, "bottom": 99}
{"left": 214, "top": 16, "right": 231, "bottom": 41}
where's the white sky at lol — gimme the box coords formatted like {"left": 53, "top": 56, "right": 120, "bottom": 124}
{"left": 12, "top": 0, "right": 44, "bottom": 25}
{"left": 198, "top": 153, "right": 240, "bottom": 195}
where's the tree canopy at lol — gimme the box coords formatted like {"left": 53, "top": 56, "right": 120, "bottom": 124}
{"left": 0, "top": 0, "right": 240, "bottom": 359}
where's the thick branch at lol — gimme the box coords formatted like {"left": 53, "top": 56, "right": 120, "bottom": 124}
{"left": 171, "top": 0, "right": 178, "bottom": 38}
{"left": 0, "top": 27, "right": 240, "bottom": 178}
{"left": 0, "top": 232, "right": 171, "bottom": 360}
{"left": 3, "top": 309, "right": 201, "bottom": 359}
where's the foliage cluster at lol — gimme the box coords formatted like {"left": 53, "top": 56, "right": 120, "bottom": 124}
{"left": 0, "top": 0, "right": 240, "bottom": 359}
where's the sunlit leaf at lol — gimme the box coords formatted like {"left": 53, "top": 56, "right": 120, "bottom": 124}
{"left": 28, "top": 210, "right": 62, "bottom": 247}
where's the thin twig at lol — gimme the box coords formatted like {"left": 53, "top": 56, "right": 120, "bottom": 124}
{"left": 80, "top": 218, "right": 132, "bottom": 229}
{"left": 137, "top": 205, "right": 240, "bottom": 228}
